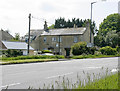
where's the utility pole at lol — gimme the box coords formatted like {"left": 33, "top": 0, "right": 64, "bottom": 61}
{"left": 90, "top": 2, "right": 96, "bottom": 43}
{"left": 58, "top": 35, "right": 60, "bottom": 55}
{"left": 27, "top": 13, "right": 31, "bottom": 55}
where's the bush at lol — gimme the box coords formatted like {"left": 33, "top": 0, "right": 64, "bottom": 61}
{"left": 42, "top": 50, "right": 52, "bottom": 53}
{"left": 116, "top": 46, "right": 120, "bottom": 53}
{"left": 99, "top": 46, "right": 117, "bottom": 55}
{"left": 71, "top": 42, "right": 96, "bottom": 55}
{"left": 71, "top": 42, "right": 88, "bottom": 55}
{"left": 2, "top": 49, "right": 23, "bottom": 57}
{"left": 88, "top": 47, "right": 97, "bottom": 55}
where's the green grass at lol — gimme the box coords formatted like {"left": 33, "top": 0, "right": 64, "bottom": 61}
{"left": 71, "top": 54, "right": 119, "bottom": 59}
{"left": 1, "top": 59, "right": 58, "bottom": 65}
{"left": 26, "top": 71, "right": 118, "bottom": 89}
{"left": 77, "top": 73, "right": 118, "bottom": 89}
{"left": 2, "top": 55, "right": 64, "bottom": 60}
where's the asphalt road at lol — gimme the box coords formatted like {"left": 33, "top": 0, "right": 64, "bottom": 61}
{"left": 0, "top": 57, "right": 119, "bottom": 89}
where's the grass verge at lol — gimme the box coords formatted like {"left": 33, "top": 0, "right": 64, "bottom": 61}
{"left": 78, "top": 73, "right": 118, "bottom": 89}
{"left": 1, "top": 59, "right": 58, "bottom": 65}
{"left": 71, "top": 54, "right": 119, "bottom": 59}
{"left": 2, "top": 55, "right": 64, "bottom": 61}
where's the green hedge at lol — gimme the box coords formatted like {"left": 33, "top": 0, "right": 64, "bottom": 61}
{"left": 99, "top": 46, "right": 117, "bottom": 55}
{"left": 2, "top": 55, "right": 65, "bottom": 60}
{"left": 71, "top": 42, "right": 96, "bottom": 55}
{"left": 42, "top": 50, "right": 52, "bottom": 53}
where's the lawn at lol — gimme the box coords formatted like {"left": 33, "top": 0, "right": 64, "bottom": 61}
{"left": 1, "top": 59, "right": 58, "bottom": 65}
{"left": 71, "top": 54, "right": 119, "bottom": 59}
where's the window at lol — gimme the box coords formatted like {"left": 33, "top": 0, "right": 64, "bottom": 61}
{"left": 74, "top": 36, "right": 78, "bottom": 43}
{"left": 58, "top": 37, "right": 62, "bottom": 42}
{"left": 52, "top": 37, "right": 56, "bottom": 42}
{"left": 56, "top": 43, "right": 58, "bottom": 47}
{"left": 44, "top": 37, "right": 47, "bottom": 42}
{"left": 43, "top": 48, "right": 47, "bottom": 50}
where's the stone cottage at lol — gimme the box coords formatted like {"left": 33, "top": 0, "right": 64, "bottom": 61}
{"left": 25, "top": 21, "right": 94, "bottom": 56}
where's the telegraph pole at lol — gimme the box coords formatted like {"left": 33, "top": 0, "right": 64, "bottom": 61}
{"left": 90, "top": 2, "right": 96, "bottom": 43}
{"left": 27, "top": 13, "right": 31, "bottom": 55}
{"left": 58, "top": 35, "right": 60, "bottom": 55}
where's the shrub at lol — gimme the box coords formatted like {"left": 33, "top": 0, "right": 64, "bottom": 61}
{"left": 71, "top": 42, "right": 96, "bottom": 55}
{"left": 88, "top": 47, "right": 97, "bottom": 55}
{"left": 99, "top": 46, "right": 117, "bottom": 55}
{"left": 71, "top": 42, "right": 88, "bottom": 55}
{"left": 116, "top": 46, "right": 120, "bottom": 53}
{"left": 2, "top": 49, "right": 23, "bottom": 57}
{"left": 42, "top": 50, "right": 52, "bottom": 53}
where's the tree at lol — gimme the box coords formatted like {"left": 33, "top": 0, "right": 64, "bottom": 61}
{"left": 94, "top": 13, "right": 120, "bottom": 47}
{"left": 54, "top": 17, "right": 96, "bottom": 34}
{"left": 48, "top": 24, "right": 55, "bottom": 29}
{"left": 14, "top": 33, "right": 20, "bottom": 40}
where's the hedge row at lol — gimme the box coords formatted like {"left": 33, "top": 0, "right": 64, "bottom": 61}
{"left": 2, "top": 55, "right": 64, "bottom": 60}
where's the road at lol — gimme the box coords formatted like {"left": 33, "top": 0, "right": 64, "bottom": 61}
{"left": 0, "top": 57, "right": 119, "bottom": 89}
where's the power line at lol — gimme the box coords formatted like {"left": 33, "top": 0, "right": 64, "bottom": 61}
{"left": 31, "top": 16, "right": 54, "bottom": 25}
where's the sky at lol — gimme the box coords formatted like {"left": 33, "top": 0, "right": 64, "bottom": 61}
{"left": 0, "top": 0, "right": 119, "bottom": 37}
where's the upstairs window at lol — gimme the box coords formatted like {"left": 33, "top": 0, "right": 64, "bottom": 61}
{"left": 44, "top": 37, "right": 47, "bottom": 43}
{"left": 74, "top": 36, "right": 78, "bottom": 43}
{"left": 52, "top": 37, "right": 56, "bottom": 42}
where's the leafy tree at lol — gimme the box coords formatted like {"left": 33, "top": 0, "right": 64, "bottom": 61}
{"left": 48, "top": 24, "right": 55, "bottom": 29}
{"left": 10, "top": 33, "right": 20, "bottom": 41}
{"left": 14, "top": 33, "right": 20, "bottom": 40}
{"left": 95, "top": 13, "right": 120, "bottom": 47}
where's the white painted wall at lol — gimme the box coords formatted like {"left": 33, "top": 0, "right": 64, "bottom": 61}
{"left": 23, "top": 50, "right": 27, "bottom": 55}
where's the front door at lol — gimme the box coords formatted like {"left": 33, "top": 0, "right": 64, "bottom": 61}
{"left": 65, "top": 48, "right": 71, "bottom": 57}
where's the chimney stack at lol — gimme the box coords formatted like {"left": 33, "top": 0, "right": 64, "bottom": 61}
{"left": 44, "top": 21, "right": 48, "bottom": 32}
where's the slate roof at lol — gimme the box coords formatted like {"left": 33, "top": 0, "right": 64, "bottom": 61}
{"left": 0, "top": 30, "right": 14, "bottom": 41}
{"left": 2, "top": 41, "right": 34, "bottom": 50}
{"left": 25, "top": 29, "right": 44, "bottom": 36}
{"left": 41, "top": 27, "right": 86, "bottom": 36}
{"left": 30, "top": 29, "right": 44, "bottom": 36}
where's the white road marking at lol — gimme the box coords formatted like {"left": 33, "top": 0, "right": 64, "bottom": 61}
{"left": 111, "top": 69, "right": 118, "bottom": 72}
{"left": 46, "top": 72, "right": 73, "bottom": 79}
{"left": 86, "top": 67, "right": 101, "bottom": 69}
{"left": 0, "top": 83, "right": 20, "bottom": 88}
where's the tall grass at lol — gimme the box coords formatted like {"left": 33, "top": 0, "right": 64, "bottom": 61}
{"left": 26, "top": 67, "right": 118, "bottom": 89}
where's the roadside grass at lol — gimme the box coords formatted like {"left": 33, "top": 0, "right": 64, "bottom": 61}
{"left": 1, "top": 54, "right": 119, "bottom": 65}
{"left": 1, "top": 59, "right": 58, "bottom": 65}
{"left": 27, "top": 67, "right": 119, "bottom": 90}
{"left": 77, "top": 72, "right": 118, "bottom": 89}
{"left": 2, "top": 55, "right": 64, "bottom": 60}
{"left": 71, "top": 54, "right": 119, "bottom": 59}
